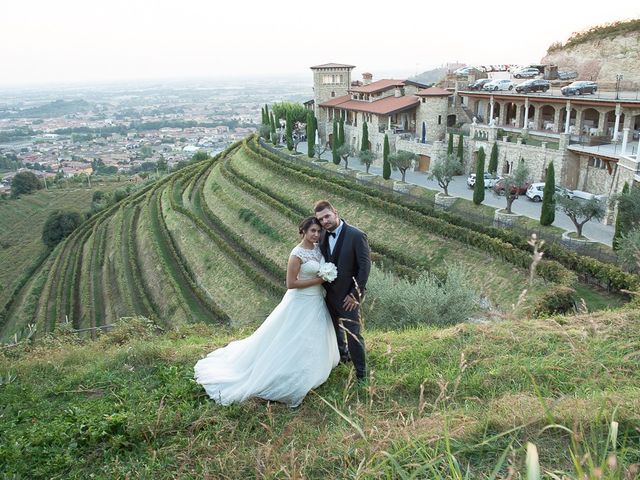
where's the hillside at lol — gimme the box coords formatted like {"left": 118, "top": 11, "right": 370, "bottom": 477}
{"left": 542, "top": 19, "right": 640, "bottom": 85}
{"left": 1, "top": 136, "right": 639, "bottom": 477}
{"left": 0, "top": 180, "right": 128, "bottom": 341}
{"left": 2, "top": 135, "right": 636, "bottom": 344}
{"left": 1, "top": 312, "right": 638, "bottom": 478}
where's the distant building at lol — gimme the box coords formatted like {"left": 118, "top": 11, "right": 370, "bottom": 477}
{"left": 311, "top": 62, "right": 640, "bottom": 224}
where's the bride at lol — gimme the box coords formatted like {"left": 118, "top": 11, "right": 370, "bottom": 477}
{"left": 194, "top": 217, "right": 339, "bottom": 407}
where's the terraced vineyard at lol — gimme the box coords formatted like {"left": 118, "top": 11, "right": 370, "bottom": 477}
{"left": 2, "top": 137, "right": 636, "bottom": 342}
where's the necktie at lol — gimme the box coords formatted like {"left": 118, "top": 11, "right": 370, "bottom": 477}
{"left": 328, "top": 231, "right": 336, "bottom": 238}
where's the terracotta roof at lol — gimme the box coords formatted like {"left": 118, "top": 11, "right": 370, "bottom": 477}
{"left": 350, "top": 79, "right": 406, "bottom": 94}
{"left": 416, "top": 87, "right": 452, "bottom": 96}
{"left": 319, "top": 95, "right": 351, "bottom": 107}
{"left": 310, "top": 63, "right": 356, "bottom": 69}
{"left": 319, "top": 95, "right": 420, "bottom": 115}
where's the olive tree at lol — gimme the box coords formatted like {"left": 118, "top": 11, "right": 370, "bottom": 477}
{"left": 428, "top": 154, "right": 458, "bottom": 196}
{"left": 613, "top": 183, "right": 640, "bottom": 250}
{"left": 556, "top": 195, "right": 606, "bottom": 238}
{"left": 388, "top": 150, "right": 416, "bottom": 183}
{"left": 336, "top": 143, "right": 354, "bottom": 169}
{"left": 358, "top": 150, "right": 375, "bottom": 174}
{"left": 616, "top": 227, "right": 640, "bottom": 273}
{"left": 500, "top": 160, "right": 530, "bottom": 214}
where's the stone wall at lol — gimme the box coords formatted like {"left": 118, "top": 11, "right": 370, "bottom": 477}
{"left": 468, "top": 136, "right": 567, "bottom": 182}
{"left": 416, "top": 97, "right": 449, "bottom": 143}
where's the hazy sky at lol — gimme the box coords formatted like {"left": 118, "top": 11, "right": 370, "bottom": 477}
{"left": 1, "top": 0, "right": 638, "bottom": 87}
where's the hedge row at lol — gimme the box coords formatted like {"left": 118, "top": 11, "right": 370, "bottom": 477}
{"left": 253, "top": 136, "right": 638, "bottom": 293}
{"left": 174, "top": 168, "right": 286, "bottom": 297}
{"left": 146, "top": 188, "right": 214, "bottom": 324}
{"left": 243, "top": 138, "right": 575, "bottom": 287}
{"left": 125, "top": 204, "right": 160, "bottom": 322}
{"left": 222, "top": 151, "right": 423, "bottom": 280}
{"left": 116, "top": 207, "right": 139, "bottom": 315}
{"left": 88, "top": 221, "right": 105, "bottom": 328}
{"left": 0, "top": 248, "right": 51, "bottom": 333}
{"left": 69, "top": 226, "right": 95, "bottom": 328}
{"left": 193, "top": 157, "right": 286, "bottom": 284}
{"left": 194, "top": 150, "right": 289, "bottom": 283}
{"left": 154, "top": 185, "right": 229, "bottom": 324}
{"left": 173, "top": 193, "right": 285, "bottom": 298}
{"left": 238, "top": 208, "right": 281, "bottom": 240}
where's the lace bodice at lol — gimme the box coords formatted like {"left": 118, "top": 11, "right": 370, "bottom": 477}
{"left": 290, "top": 244, "right": 324, "bottom": 281}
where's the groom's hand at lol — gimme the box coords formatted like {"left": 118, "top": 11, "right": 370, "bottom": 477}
{"left": 343, "top": 293, "right": 359, "bottom": 311}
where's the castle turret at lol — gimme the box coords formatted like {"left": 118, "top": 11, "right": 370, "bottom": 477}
{"left": 310, "top": 63, "right": 355, "bottom": 138}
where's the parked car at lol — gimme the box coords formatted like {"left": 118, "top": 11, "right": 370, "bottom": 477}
{"left": 482, "top": 79, "right": 515, "bottom": 91}
{"left": 557, "top": 70, "right": 578, "bottom": 80}
{"left": 467, "top": 78, "right": 492, "bottom": 90}
{"left": 513, "top": 68, "right": 540, "bottom": 79}
{"left": 525, "top": 183, "right": 573, "bottom": 202}
{"left": 493, "top": 178, "right": 531, "bottom": 196}
{"left": 568, "top": 189, "right": 607, "bottom": 202}
{"left": 467, "top": 172, "right": 501, "bottom": 189}
{"left": 561, "top": 81, "right": 598, "bottom": 96}
{"left": 455, "top": 66, "right": 480, "bottom": 76}
{"left": 515, "top": 79, "right": 550, "bottom": 93}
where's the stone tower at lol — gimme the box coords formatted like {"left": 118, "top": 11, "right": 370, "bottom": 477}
{"left": 415, "top": 87, "right": 452, "bottom": 143}
{"left": 310, "top": 63, "right": 355, "bottom": 138}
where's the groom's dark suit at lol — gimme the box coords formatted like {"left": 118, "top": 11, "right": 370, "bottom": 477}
{"left": 320, "top": 220, "right": 371, "bottom": 379}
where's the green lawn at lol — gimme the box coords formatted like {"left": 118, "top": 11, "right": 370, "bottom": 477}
{"left": 1, "top": 311, "right": 638, "bottom": 478}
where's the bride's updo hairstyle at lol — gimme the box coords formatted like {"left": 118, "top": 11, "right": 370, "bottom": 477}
{"left": 299, "top": 216, "right": 321, "bottom": 235}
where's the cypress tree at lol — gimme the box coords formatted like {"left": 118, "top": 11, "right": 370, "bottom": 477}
{"left": 473, "top": 147, "right": 485, "bottom": 205}
{"left": 447, "top": 132, "right": 454, "bottom": 156}
{"left": 285, "top": 111, "right": 294, "bottom": 151}
{"left": 540, "top": 162, "right": 556, "bottom": 226}
{"left": 488, "top": 142, "right": 498, "bottom": 175}
{"left": 306, "top": 111, "right": 315, "bottom": 158}
{"left": 264, "top": 104, "right": 269, "bottom": 125}
{"left": 456, "top": 133, "right": 464, "bottom": 173}
{"left": 261, "top": 107, "right": 265, "bottom": 125}
{"left": 613, "top": 181, "right": 630, "bottom": 250}
{"left": 361, "top": 122, "right": 369, "bottom": 151}
{"left": 270, "top": 112, "right": 277, "bottom": 145}
{"left": 383, "top": 134, "right": 391, "bottom": 180}
{"left": 332, "top": 119, "right": 339, "bottom": 164}
{"left": 338, "top": 117, "right": 345, "bottom": 147}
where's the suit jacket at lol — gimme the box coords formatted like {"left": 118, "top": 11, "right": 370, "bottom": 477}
{"left": 320, "top": 220, "right": 371, "bottom": 315}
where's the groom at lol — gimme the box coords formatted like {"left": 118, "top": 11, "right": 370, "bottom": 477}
{"left": 314, "top": 200, "right": 371, "bottom": 381}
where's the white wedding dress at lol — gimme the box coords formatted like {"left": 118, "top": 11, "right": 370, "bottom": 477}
{"left": 194, "top": 244, "right": 339, "bottom": 407}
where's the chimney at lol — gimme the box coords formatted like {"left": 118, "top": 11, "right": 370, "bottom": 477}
{"left": 362, "top": 72, "right": 373, "bottom": 85}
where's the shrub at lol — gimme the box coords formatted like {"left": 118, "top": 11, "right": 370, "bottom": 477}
{"left": 11, "top": 171, "right": 42, "bottom": 197}
{"left": 362, "top": 265, "right": 480, "bottom": 329}
{"left": 42, "top": 210, "right": 83, "bottom": 249}
{"left": 533, "top": 285, "right": 577, "bottom": 316}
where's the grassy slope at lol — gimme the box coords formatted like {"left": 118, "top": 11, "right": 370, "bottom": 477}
{"left": 0, "top": 182, "right": 126, "bottom": 311}
{"left": 1, "top": 311, "right": 638, "bottom": 479}
{"left": 230, "top": 146, "right": 550, "bottom": 309}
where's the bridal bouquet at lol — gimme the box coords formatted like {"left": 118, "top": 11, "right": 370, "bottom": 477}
{"left": 318, "top": 262, "right": 338, "bottom": 282}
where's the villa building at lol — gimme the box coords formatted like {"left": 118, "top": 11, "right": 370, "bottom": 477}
{"left": 311, "top": 63, "right": 640, "bottom": 223}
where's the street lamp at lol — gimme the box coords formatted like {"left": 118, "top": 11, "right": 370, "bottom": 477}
{"left": 615, "top": 74, "right": 623, "bottom": 100}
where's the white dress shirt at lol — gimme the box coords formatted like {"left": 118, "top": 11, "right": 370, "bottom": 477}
{"left": 328, "top": 220, "right": 344, "bottom": 254}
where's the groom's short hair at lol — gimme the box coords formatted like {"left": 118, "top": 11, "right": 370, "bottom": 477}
{"left": 314, "top": 200, "right": 335, "bottom": 213}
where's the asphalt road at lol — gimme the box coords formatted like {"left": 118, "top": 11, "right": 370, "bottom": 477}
{"left": 298, "top": 141, "right": 614, "bottom": 246}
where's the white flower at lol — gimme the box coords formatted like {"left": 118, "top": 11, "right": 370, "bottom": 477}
{"left": 318, "top": 262, "right": 338, "bottom": 282}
